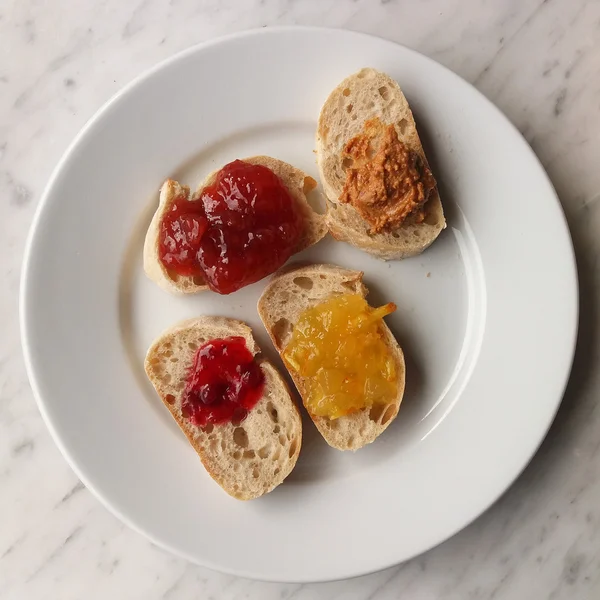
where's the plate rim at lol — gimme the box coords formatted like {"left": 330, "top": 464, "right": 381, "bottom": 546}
{"left": 20, "top": 25, "right": 579, "bottom": 582}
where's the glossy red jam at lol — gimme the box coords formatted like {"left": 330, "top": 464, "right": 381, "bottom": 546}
{"left": 159, "top": 194, "right": 208, "bottom": 277}
{"left": 181, "top": 336, "right": 265, "bottom": 427}
{"left": 158, "top": 160, "right": 304, "bottom": 294}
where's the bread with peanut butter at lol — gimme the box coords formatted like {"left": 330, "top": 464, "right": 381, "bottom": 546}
{"left": 316, "top": 68, "right": 445, "bottom": 259}
{"left": 145, "top": 316, "right": 302, "bottom": 500}
{"left": 258, "top": 264, "right": 406, "bottom": 451}
{"left": 144, "top": 156, "right": 328, "bottom": 295}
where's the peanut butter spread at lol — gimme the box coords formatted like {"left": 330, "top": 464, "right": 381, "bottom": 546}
{"left": 339, "top": 118, "right": 436, "bottom": 233}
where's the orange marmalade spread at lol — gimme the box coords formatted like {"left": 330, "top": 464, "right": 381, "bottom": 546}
{"left": 282, "top": 294, "right": 398, "bottom": 419}
{"left": 340, "top": 118, "right": 436, "bottom": 233}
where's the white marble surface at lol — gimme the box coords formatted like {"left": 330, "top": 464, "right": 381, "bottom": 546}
{"left": 1, "top": 0, "right": 600, "bottom": 597}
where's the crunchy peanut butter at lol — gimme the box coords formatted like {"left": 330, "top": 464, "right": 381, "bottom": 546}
{"left": 339, "top": 118, "right": 436, "bottom": 233}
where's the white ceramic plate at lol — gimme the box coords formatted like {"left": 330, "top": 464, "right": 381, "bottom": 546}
{"left": 21, "top": 27, "right": 577, "bottom": 582}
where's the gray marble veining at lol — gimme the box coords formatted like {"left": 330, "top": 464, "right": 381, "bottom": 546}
{"left": 1, "top": 0, "right": 600, "bottom": 598}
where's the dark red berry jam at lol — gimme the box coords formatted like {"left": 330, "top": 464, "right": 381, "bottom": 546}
{"left": 181, "top": 336, "right": 265, "bottom": 427}
{"left": 158, "top": 160, "right": 304, "bottom": 294}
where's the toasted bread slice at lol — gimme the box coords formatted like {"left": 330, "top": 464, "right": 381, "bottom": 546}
{"left": 145, "top": 316, "right": 302, "bottom": 500}
{"left": 258, "top": 264, "right": 405, "bottom": 451}
{"left": 316, "top": 68, "right": 445, "bottom": 260}
{"left": 143, "top": 156, "right": 328, "bottom": 294}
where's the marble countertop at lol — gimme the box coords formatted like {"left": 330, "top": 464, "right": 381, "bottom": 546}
{"left": 2, "top": 0, "right": 600, "bottom": 598}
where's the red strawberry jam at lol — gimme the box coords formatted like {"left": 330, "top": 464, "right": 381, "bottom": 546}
{"left": 181, "top": 336, "right": 265, "bottom": 427}
{"left": 158, "top": 160, "right": 305, "bottom": 294}
{"left": 159, "top": 194, "right": 208, "bottom": 277}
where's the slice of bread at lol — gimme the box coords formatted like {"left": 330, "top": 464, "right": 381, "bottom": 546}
{"left": 145, "top": 316, "right": 302, "bottom": 500}
{"left": 258, "top": 264, "right": 405, "bottom": 451}
{"left": 316, "top": 68, "right": 445, "bottom": 260}
{"left": 143, "top": 156, "right": 328, "bottom": 294}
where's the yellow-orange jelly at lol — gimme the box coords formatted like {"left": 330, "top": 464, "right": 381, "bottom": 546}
{"left": 282, "top": 294, "right": 398, "bottom": 419}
